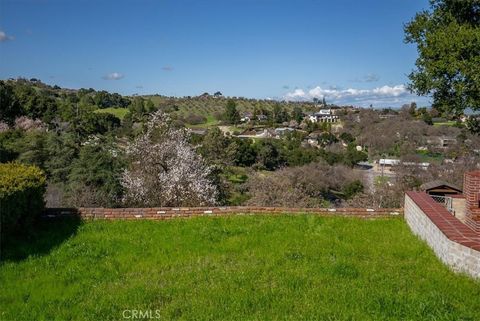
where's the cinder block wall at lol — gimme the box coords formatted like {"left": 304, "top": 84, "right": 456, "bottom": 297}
{"left": 404, "top": 193, "right": 480, "bottom": 279}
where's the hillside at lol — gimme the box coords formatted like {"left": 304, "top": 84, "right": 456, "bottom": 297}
{"left": 0, "top": 78, "right": 320, "bottom": 127}
{"left": 143, "top": 94, "right": 319, "bottom": 124}
{"left": 1, "top": 78, "right": 479, "bottom": 210}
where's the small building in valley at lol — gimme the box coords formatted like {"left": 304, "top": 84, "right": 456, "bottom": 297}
{"left": 274, "top": 127, "right": 294, "bottom": 136}
{"left": 420, "top": 180, "right": 463, "bottom": 197}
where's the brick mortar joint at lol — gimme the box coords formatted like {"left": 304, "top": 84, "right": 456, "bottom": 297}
{"left": 43, "top": 207, "right": 404, "bottom": 219}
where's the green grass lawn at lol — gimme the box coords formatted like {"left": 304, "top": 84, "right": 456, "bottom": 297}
{"left": 1, "top": 216, "right": 479, "bottom": 321}
{"left": 186, "top": 115, "right": 221, "bottom": 128}
{"left": 433, "top": 121, "right": 457, "bottom": 127}
{"left": 415, "top": 150, "right": 445, "bottom": 164}
{"left": 94, "top": 107, "right": 130, "bottom": 120}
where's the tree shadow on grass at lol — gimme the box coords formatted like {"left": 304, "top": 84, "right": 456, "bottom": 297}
{"left": 0, "top": 216, "right": 82, "bottom": 263}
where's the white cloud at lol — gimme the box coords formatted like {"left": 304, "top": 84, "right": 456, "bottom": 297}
{"left": 0, "top": 30, "right": 14, "bottom": 42}
{"left": 284, "top": 84, "right": 417, "bottom": 107}
{"left": 372, "top": 85, "right": 406, "bottom": 96}
{"left": 285, "top": 89, "right": 306, "bottom": 99}
{"left": 102, "top": 72, "right": 124, "bottom": 80}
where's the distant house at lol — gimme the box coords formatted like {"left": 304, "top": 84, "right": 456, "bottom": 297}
{"left": 240, "top": 112, "right": 253, "bottom": 122}
{"left": 439, "top": 136, "right": 457, "bottom": 148}
{"left": 374, "top": 158, "right": 430, "bottom": 172}
{"left": 377, "top": 158, "right": 401, "bottom": 168}
{"left": 274, "top": 127, "right": 294, "bottom": 136}
{"left": 303, "top": 131, "right": 322, "bottom": 147}
{"left": 303, "top": 130, "right": 341, "bottom": 147}
{"left": 420, "top": 180, "right": 463, "bottom": 197}
{"left": 257, "top": 128, "right": 277, "bottom": 138}
{"left": 427, "top": 136, "right": 457, "bottom": 148}
{"left": 256, "top": 114, "right": 268, "bottom": 121}
{"left": 307, "top": 109, "right": 339, "bottom": 123}
{"left": 379, "top": 114, "right": 397, "bottom": 119}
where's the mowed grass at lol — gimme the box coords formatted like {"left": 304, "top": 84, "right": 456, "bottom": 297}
{"left": 433, "top": 121, "right": 458, "bottom": 127}
{"left": 94, "top": 107, "right": 130, "bottom": 120}
{"left": 1, "top": 216, "right": 480, "bottom": 321}
{"left": 186, "top": 115, "right": 221, "bottom": 128}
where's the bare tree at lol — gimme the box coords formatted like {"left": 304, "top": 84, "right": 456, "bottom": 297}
{"left": 247, "top": 163, "right": 363, "bottom": 207}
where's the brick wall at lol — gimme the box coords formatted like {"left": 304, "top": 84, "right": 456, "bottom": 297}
{"left": 464, "top": 171, "right": 480, "bottom": 232}
{"left": 405, "top": 192, "right": 480, "bottom": 279}
{"left": 43, "top": 206, "right": 402, "bottom": 220}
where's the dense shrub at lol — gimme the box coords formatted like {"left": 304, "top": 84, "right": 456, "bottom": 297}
{"left": 184, "top": 114, "right": 207, "bottom": 125}
{"left": 0, "top": 163, "right": 46, "bottom": 237}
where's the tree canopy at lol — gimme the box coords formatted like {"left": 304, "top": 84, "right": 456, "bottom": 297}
{"left": 404, "top": 0, "right": 480, "bottom": 117}
{"left": 224, "top": 99, "right": 240, "bottom": 124}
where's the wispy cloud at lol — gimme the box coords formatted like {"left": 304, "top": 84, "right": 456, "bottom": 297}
{"left": 162, "top": 66, "right": 174, "bottom": 71}
{"left": 352, "top": 73, "right": 380, "bottom": 83}
{"left": 0, "top": 30, "right": 14, "bottom": 42}
{"left": 102, "top": 72, "right": 124, "bottom": 80}
{"left": 363, "top": 73, "right": 380, "bottom": 82}
{"left": 284, "top": 84, "right": 417, "bottom": 107}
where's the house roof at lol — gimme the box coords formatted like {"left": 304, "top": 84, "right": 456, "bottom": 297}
{"left": 420, "top": 180, "right": 463, "bottom": 193}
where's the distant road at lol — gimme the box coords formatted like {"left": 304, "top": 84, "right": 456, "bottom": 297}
{"left": 355, "top": 163, "right": 396, "bottom": 193}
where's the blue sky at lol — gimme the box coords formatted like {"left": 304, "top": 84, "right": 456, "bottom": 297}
{"left": 0, "top": 0, "right": 431, "bottom": 107}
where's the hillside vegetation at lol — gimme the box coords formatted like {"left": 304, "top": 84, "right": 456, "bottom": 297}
{"left": 1, "top": 78, "right": 479, "bottom": 210}
{"left": 144, "top": 94, "right": 317, "bottom": 123}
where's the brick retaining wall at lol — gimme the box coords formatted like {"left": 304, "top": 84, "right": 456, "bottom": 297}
{"left": 43, "top": 206, "right": 402, "bottom": 220}
{"left": 405, "top": 192, "right": 480, "bottom": 279}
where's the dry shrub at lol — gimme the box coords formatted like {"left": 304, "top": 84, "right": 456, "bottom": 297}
{"left": 246, "top": 163, "right": 363, "bottom": 207}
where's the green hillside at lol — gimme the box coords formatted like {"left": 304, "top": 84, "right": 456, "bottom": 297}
{"left": 142, "top": 94, "right": 318, "bottom": 119}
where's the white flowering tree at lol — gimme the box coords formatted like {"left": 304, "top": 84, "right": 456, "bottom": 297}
{"left": 121, "top": 111, "right": 217, "bottom": 207}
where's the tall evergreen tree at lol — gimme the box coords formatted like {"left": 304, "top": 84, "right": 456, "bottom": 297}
{"left": 224, "top": 99, "right": 240, "bottom": 124}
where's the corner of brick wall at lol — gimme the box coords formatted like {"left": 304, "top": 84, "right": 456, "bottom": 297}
{"left": 404, "top": 192, "right": 480, "bottom": 279}
{"left": 464, "top": 171, "right": 480, "bottom": 232}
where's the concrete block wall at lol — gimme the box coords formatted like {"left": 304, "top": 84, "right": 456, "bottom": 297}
{"left": 405, "top": 192, "right": 480, "bottom": 279}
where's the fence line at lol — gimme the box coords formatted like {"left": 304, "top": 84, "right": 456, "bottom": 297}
{"left": 43, "top": 206, "right": 403, "bottom": 220}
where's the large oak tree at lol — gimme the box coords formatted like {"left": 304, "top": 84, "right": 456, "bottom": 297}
{"left": 404, "top": 0, "right": 480, "bottom": 117}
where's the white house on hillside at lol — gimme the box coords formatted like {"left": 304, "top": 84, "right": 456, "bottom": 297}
{"left": 307, "top": 109, "right": 339, "bottom": 123}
